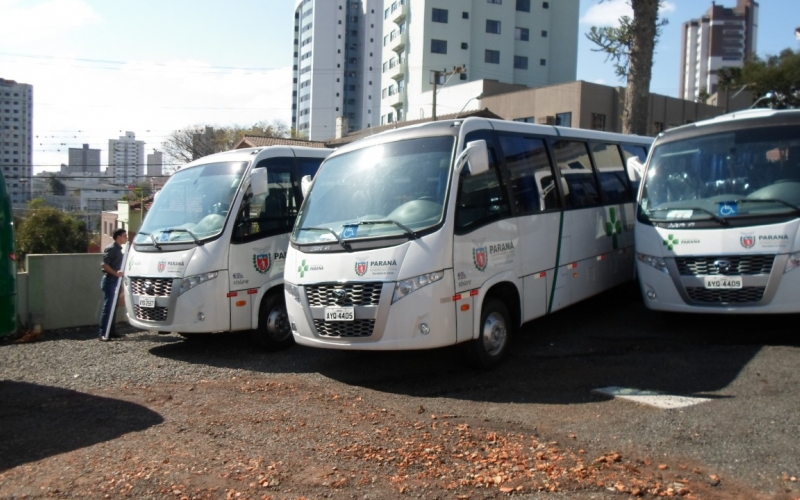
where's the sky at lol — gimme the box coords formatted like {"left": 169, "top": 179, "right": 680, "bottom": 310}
{"left": 0, "top": 0, "right": 798, "bottom": 175}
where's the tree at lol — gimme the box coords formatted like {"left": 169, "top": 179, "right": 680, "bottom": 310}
{"left": 161, "top": 120, "right": 291, "bottom": 171}
{"left": 47, "top": 173, "right": 66, "bottom": 196}
{"left": 16, "top": 202, "right": 89, "bottom": 263}
{"left": 729, "top": 49, "right": 800, "bottom": 109}
{"left": 586, "top": 0, "right": 667, "bottom": 135}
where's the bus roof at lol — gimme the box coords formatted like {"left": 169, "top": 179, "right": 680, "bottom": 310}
{"left": 177, "top": 145, "right": 333, "bottom": 172}
{"left": 655, "top": 109, "right": 800, "bottom": 145}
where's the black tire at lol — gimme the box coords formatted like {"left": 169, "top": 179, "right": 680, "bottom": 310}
{"left": 468, "top": 299, "right": 512, "bottom": 369}
{"left": 250, "top": 293, "right": 295, "bottom": 351}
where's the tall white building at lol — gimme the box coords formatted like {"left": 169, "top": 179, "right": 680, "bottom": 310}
{"left": 292, "top": 0, "right": 384, "bottom": 140}
{"left": 680, "top": 0, "right": 759, "bottom": 101}
{"left": 381, "top": 0, "right": 579, "bottom": 124}
{"left": 108, "top": 131, "right": 145, "bottom": 186}
{"left": 0, "top": 78, "right": 33, "bottom": 205}
{"left": 146, "top": 150, "right": 163, "bottom": 177}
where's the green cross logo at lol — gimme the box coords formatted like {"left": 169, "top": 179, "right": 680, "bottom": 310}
{"left": 605, "top": 207, "right": 623, "bottom": 250}
{"left": 297, "top": 259, "right": 310, "bottom": 278}
{"left": 663, "top": 234, "right": 679, "bottom": 251}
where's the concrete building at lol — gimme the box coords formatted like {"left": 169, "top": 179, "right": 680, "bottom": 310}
{"left": 680, "top": 0, "right": 759, "bottom": 101}
{"left": 108, "top": 131, "right": 145, "bottom": 186}
{"left": 380, "top": 0, "right": 579, "bottom": 125}
{"left": 146, "top": 150, "right": 163, "bottom": 178}
{"left": 0, "top": 78, "right": 33, "bottom": 205}
{"left": 291, "top": 0, "right": 384, "bottom": 140}
{"left": 67, "top": 144, "right": 101, "bottom": 174}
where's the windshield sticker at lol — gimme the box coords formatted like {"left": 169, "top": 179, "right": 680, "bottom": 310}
{"left": 253, "top": 247, "right": 272, "bottom": 274}
{"left": 740, "top": 234, "right": 756, "bottom": 249}
{"left": 355, "top": 261, "right": 368, "bottom": 276}
{"left": 666, "top": 210, "right": 694, "bottom": 220}
{"left": 342, "top": 225, "right": 359, "bottom": 239}
{"left": 718, "top": 202, "right": 738, "bottom": 217}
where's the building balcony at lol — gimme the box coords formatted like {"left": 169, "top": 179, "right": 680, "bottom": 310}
{"left": 384, "top": 57, "right": 406, "bottom": 80}
{"left": 385, "top": 89, "right": 405, "bottom": 108}
{"left": 388, "top": 0, "right": 407, "bottom": 24}
{"left": 387, "top": 28, "right": 406, "bottom": 52}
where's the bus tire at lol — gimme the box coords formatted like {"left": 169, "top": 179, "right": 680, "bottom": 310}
{"left": 468, "top": 299, "right": 512, "bottom": 369}
{"left": 251, "top": 293, "right": 295, "bottom": 351}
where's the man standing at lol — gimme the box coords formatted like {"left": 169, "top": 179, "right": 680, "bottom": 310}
{"left": 99, "top": 228, "right": 127, "bottom": 340}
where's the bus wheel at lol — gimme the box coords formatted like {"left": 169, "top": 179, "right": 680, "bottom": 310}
{"left": 469, "top": 299, "right": 512, "bottom": 368}
{"left": 251, "top": 293, "right": 295, "bottom": 351}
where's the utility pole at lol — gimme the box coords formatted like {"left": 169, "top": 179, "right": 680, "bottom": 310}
{"left": 432, "top": 65, "right": 466, "bottom": 121}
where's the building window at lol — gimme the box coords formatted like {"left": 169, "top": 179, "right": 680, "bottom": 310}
{"left": 485, "top": 50, "right": 500, "bottom": 64}
{"left": 461, "top": 42, "right": 468, "bottom": 49}
{"left": 516, "top": 0, "right": 530, "bottom": 11}
{"left": 432, "top": 8, "right": 448, "bottom": 23}
{"left": 540, "top": 58, "right": 547, "bottom": 66}
{"left": 591, "top": 113, "right": 606, "bottom": 131}
{"left": 463, "top": 11, "right": 469, "bottom": 19}
{"left": 515, "top": 27, "right": 529, "bottom": 41}
{"left": 460, "top": 73, "right": 467, "bottom": 80}
{"left": 542, "top": 1, "right": 549, "bottom": 7}
{"left": 555, "top": 112, "right": 572, "bottom": 127}
{"left": 488, "top": 0, "right": 502, "bottom": 3}
{"left": 431, "top": 39, "right": 447, "bottom": 54}
{"left": 514, "top": 55, "right": 528, "bottom": 69}
{"left": 486, "top": 20, "right": 501, "bottom": 34}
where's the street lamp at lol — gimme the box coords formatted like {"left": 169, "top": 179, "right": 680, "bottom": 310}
{"left": 750, "top": 92, "right": 775, "bottom": 109}
{"left": 455, "top": 93, "right": 484, "bottom": 118}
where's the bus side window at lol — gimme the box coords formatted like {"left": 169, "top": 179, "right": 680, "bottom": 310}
{"left": 550, "top": 140, "right": 601, "bottom": 208}
{"left": 591, "top": 142, "right": 633, "bottom": 204}
{"left": 232, "top": 158, "right": 296, "bottom": 243}
{"left": 497, "top": 133, "right": 559, "bottom": 214}
{"left": 455, "top": 131, "right": 511, "bottom": 232}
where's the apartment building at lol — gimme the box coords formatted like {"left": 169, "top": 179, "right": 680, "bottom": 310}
{"left": 108, "top": 131, "right": 145, "bottom": 186}
{"left": 66, "top": 144, "right": 101, "bottom": 174}
{"left": 680, "top": 0, "right": 759, "bottom": 101}
{"left": 291, "top": 0, "right": 384, "bottom": 140}
{"left": 379, "top": 0, "right": 579, "bottom": 124}
{"left": 0, "top": 78, "right": 33, "bottom": 205}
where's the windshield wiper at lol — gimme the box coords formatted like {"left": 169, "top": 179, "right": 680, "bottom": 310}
{"left": 298, "top": 227, "right": 347, "bottom": 249}
{"left": 645, "top": 207, "right": 728, "bottom": 225}
{"left": 730, "top": 198, "right": 800, "bottom": 213}
{"left": 161, "top": 228, "right": 202, "bottom": 245}
{"left": 137, "top": 231, "right": 161, "bottom": 250}
{"left": 357, "top": 219, "right": 417, "bottom": 239}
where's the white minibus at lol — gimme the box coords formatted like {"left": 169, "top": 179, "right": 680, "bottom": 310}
{"left": 636, "top": 109, "right": 800, "bottom": 313}
{"left": 125, "top": 146, "right": 332, "bottom": 349}
{"left": 283, "top": 117, "right": 652, "bottom": 366}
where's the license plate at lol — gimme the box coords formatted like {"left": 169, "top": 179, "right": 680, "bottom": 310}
{"left": 138, "top": 296, "right": 156, "bottom": 308}
{"left": 325, "top": 307, "right": 354, "bottom": 321}
{"left": 704, "top": 277, "right": 742, "bottom": 289}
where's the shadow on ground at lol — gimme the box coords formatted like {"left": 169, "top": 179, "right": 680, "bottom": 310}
{"left": 148, "top": 282, "right": 800, "bottom": 405}
{"left": 0, "top": 381, "right": 164, "bottom": 472}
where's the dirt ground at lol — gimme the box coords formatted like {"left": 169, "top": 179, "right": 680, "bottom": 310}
{"left": 0, "top": 368, "right": 778, "bottom": 500}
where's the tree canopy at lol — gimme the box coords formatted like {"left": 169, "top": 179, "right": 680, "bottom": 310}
{"left": 586, "top": 0, "right": 666, "bottom": 135}
{"left": 161, "top": 120, "right": 292, "bottom": 171}
{"left": 16, "top": 199, "right": 89, "bottom": 262}
{"left": 720, "top": 49, "right": 800, "bottom": 109}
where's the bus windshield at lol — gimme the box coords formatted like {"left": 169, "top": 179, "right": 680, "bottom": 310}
{"left": 135, "top": 161, "right": 247, "bottom": 245}
{"left": 640, "top": 124, "right": 800, "bottom": 223}
{"left": 293, "top": 136, "right": 455, "bottom": 245}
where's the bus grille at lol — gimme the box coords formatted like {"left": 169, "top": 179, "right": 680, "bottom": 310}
{"left": 675, "top": 255, "right": 774, "bottom": 276}
{"left": 313, "top": 319, "right": 375, "bottom": 338}
{"left": 686, "top": 286, "right": 765, "bottom": 304}
{"left": 130, "top": 277, "right": 173, "bottom": 296}
{"left": 133, "top": 305, "right": 169, "bottom": 322}
{"left": 305, "top": 283, "right": 382, "bottom": 306}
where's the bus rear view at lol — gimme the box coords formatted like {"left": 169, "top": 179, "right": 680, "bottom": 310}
{"left": 636, "top": 109, "right": 800, "bottom": 313}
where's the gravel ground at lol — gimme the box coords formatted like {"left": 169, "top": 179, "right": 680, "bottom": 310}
{"left": 0, "top": 302, "right": 793, "bottom": 499}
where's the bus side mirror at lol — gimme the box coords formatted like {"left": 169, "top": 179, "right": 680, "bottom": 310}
{"left": 627, "top": 157, "right": 644, "bottom": 183}
{"left": 455, "top": 140, "right": 490, "bottom": 176}
{"left": 249, "top": 168, "right": 268, "bottom": 197}
{"left": 301, "top": 175, "right": 313, "bottom": 198}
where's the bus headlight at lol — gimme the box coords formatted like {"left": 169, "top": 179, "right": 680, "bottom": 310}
{"left": 284, "top": 282, "right": 301, "bottom": 303}
{"left": 392, "top": 271, "right": 444, "bottom": 304}
{"left": 178, "top": 271, "right": 218, "bottom": 296}
{"left": 636, "top": 253, "right": 669, "bottom": 275}
{"left": 785, "top": 252, "right": 800, "bottom": 274}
